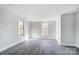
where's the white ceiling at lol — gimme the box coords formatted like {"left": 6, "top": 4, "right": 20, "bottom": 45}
{"left": 0, "top": 4, "right": 79, "bottom": 21}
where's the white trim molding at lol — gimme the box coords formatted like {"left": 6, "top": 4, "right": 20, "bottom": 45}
{"left": 0, "top": 39, "right": 25, "bottom": 53}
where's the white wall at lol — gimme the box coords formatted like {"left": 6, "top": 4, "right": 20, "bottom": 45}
{"left": 0, "top": 8, "right": 23, "bottom": 52}
{"left": 75, "top": 12, "right": 79, "bottom": 48}
{"left": 24, "top": 19, "right": 30, "bottom": 40}
{"left": 61, "top": 13, "right": 76, "bottom": 46}
{"left": 29, "top": 22, "right": 41, "bottom": 39}
{"left": 48, "top": 21, "right": 56, "bottom": 39}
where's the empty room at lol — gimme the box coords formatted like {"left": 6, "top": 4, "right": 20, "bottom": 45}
{"left": 0, "top": 4, "right": 79, "bottom": 55}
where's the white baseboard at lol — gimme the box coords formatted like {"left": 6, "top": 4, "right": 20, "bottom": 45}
{"left": 61, "top": 43, "right": 76, "bottom": 47}
{"left": 60, "top": 43, "right": 79, "bottom": 48}
{"left": 0, "top": 39, "right": 25, "bottom": 53}
{"left": 75, "top": 45, "right": 79, "bottom": 48}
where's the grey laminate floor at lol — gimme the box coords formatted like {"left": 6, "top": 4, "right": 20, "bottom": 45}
{"left": 0, "top": 39, "right": 78, "bottom": 55}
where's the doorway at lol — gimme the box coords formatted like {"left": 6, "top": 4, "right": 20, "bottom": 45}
{"left": 30, "top": 21, "right": 56, "bottom": 39}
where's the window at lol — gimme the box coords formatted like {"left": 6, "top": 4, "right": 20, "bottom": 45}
{"left": 18, "top": 19, "right": 24, "bottom": 36}
{"left": 41, "top": 22, "right": 48, "bottom": 37}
